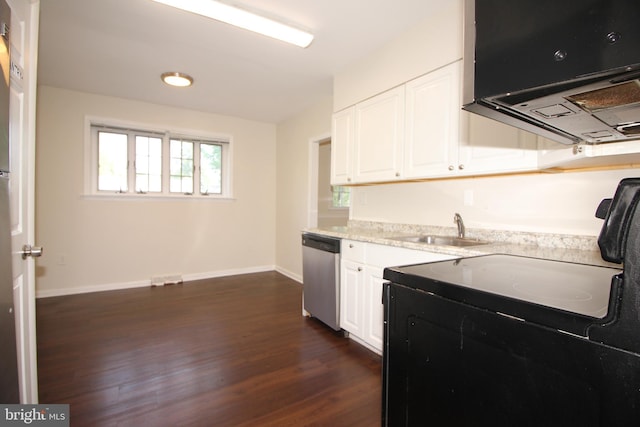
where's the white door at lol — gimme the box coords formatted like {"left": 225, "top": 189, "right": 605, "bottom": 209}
{"left": 8, "top": 0, "right": 39, "bottom": 404}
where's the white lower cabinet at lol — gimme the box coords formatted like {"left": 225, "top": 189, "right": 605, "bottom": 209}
{"left": 364, "top": 266, "right": 386, "bottom": 351}
{"left": 340, "top": 259, "right": 365, "bottom": 337}
{"left": 340, "top": 239, "right": 457, "bottom": 354}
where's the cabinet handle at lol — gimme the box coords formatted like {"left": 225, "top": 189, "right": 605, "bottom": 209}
{"left": 458, "top": 164, "right": 465, "bottom": 170}
{"left": 395, "top": 172, "right": 400, "bottom": 177}
{"left": 448, "top": 165, "right": 454, "bottom": 171}
{"left": 349, "top": 244, "right": 354, "bottom": 248}
{"left": 347, "top": 177, "right": 352, "bottom": 182}
{"left": 357, "top": 267, "right": 363, "bottom": 272}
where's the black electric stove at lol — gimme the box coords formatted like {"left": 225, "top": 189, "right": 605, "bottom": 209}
{"left": 382, "top": 256, "right": 638, "bottom": 426}
{"left": 384, "top": 254, "right": 621, "bottom": 336}
{"left": 382, "top": 178, "right": 640, "bottom": 427}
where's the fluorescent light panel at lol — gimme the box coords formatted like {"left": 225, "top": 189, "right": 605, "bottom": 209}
{"left": 152, "top": 0, "right": 314, "bottom": 48}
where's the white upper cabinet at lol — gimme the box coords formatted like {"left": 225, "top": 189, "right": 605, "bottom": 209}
{"left": 404, "top": 60, "right": 537, "bottom": 178}
{"left": 331, "top": 106, "right": 356, "bottom": 185}
{"left": 404, "top": 61, "right": 461, "bottom": 178}
{"left": 353, "top": 86, "right": 405, "bottom": 183}
{"left": 331, "top": 60, "right": 538, "bottom": 184}
{"left": 331, "top": 87, "right": 405, "bottom": 185}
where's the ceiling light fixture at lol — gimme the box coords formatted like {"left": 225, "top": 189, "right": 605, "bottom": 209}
{"left": 161, "top": 72, "right": 194, "bottom": 87}
{"left": 152, "top": 0, "right": 314, "bottom": 48}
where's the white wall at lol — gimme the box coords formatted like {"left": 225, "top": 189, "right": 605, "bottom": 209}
{"left": 275, "top": 96, "right": 333, "bottom": 281}
{"left": 35, "top": 86, "right": 277, "bottom": 296}
{"left": 350, "top": 169, "right": 640, "bottom": 236}
{"left": 333, "top": 0, "right": 462, "bottom": 111}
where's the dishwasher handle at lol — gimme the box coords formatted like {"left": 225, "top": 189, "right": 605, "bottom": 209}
{"left": 301, "top": 233, "right": 341, "bottom": 253}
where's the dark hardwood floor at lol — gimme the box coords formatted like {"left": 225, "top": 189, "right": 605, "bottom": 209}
{"left": 36, "top": 272, "right": 382, "bottom": 426}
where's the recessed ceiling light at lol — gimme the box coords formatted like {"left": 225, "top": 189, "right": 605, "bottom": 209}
{"left": 151, "top": 0, "right": 314, "bottom": 48}
{"left": 161, "top": 72, "right": 194, "bottom": 87}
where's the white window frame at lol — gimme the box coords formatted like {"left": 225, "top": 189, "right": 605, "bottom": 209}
{"left": 84, "top": 117, "right": 233, "bottom": 200}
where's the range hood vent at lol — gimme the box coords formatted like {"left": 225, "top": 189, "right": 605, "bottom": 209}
{"left": 463, "top": 0, "right": 640, "bottom": 145}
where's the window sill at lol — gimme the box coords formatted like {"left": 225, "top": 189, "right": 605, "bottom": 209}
{"left": 82, "top": 193, "right": 236, "bottom": 202}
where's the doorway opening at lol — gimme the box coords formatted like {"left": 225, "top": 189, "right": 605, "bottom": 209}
{"left": 308, "top": 136, "right": 349, "bottom": 229}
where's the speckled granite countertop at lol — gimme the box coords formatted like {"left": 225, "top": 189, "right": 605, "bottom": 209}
{"left": 304, "top": 220, "right": 621, "bottom": 269}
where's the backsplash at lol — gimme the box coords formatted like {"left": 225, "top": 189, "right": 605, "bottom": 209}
{"left": 348, "top": 170, "right": 640, "bottom": 238}
{"left": 347, "top": 220, "right": 600, "bottom": 251}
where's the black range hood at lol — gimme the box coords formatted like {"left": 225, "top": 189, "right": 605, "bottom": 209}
{"left": 463, "top": 0, "right": 640, "bottom": 145}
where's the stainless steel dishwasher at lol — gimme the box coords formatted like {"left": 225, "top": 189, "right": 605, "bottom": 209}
{"left": 302, "top": 233, "right": 341, "bottom": 330}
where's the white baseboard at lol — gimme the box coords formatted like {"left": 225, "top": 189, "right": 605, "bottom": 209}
{"left": 183, "top": 265, "right": 275, "bottom": 282}
{"left": 36, "top": 265, "right": 277, "bottom": 298}
{"left": 275, "top": 266, "right": 302, "bottom": 284}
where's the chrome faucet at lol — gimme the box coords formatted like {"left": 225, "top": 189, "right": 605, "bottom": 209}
{"left": 454, "top": 213, "right": 465, "bottom": 239}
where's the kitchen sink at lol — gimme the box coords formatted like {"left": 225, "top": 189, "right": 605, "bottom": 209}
{"left": 390, "top": 235, "right": 489, "bottom": 247}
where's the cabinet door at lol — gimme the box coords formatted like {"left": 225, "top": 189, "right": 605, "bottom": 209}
{"left": 340, "top": 259, "right": 364, "bottom": 336}
{"left": 365, "top": 266, "right": 386, "bottom": 353}
{"left": 404, "top": 61, "right": 460, "bottom": 178}
{"left": 331, "top": 107, "right": 355, "bottom": 185}
{"left": 353, "top": 87, "right": 405, "bottom": 183}
{"left": 458, "top": 112, "right": 538, "bottom": 175}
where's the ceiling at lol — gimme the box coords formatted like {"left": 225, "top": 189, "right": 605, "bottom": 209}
{"left": 37, "top": 0, "right": 442, "bottom": 123}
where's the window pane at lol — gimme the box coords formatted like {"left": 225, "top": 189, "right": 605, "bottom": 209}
{"left": 170, "top": 176, "right": 182, "bottom": 193}
{"left": 149, "top": 175, "right": 162, "bottom": 192}
{"left": 200, "top": 143, "right": 222, "bottom": 194}
{"left": 332, "top": 186, "right": 350, "bottom": 208}
{"left": 98, "top": 131, "right": 128, "bottom": 192}
{"left": 170, "top": 139, "right": 194, "bottom": 193}
{"left": 135, "top": 136, "right": 162, "bottom": 192}
{"left": 149, "top": 158, "right": 162, "bottom": 175}
{"left": 340, "top": 190, "right": 351, "bottom": 207}
{"left": 170, "top": 141, "right": 181, "bottom": 158}
{"left": 182, "top": 159, "right": 193, "bottom": 177}
{"left": 182, "top": 177, "right": 193, "bottom": 194}
{"left": 182, "top": 142, "right": 193, "bottom": 159}
{"left": 149, "top": 140, "right": 162, "bottom": 158}
{"left": 170, "top": 158, "right": 182, "bottom": 174}
{"left": 137, "top": 139, "right": 148, "bottom": 156}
